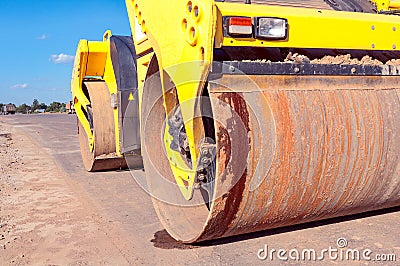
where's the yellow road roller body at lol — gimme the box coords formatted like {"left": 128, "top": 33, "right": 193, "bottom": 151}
{"left": 71, "top": 0, "right": 400, "bottom": 242}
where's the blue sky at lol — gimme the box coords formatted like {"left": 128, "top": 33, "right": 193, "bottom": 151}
{"left": 0, "top": 0, "right": 131, "bottom": 105}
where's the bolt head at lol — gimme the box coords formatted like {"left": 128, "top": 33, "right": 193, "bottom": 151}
{"left": 198, "top": 174, "right": 205, "bottom": 181}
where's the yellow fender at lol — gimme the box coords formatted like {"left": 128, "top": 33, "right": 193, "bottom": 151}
{"left": 126, "top": 0, "right": 217, "bottom": 199}
{"left": 71, "top": 31, "right": 122, "bottom": 156}
{"left": 373, "top": 0, "right": 400, "bottom": 11}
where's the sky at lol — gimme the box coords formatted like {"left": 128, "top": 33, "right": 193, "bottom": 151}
{"left": 0, "top": 0, "right": 131, "bottom": 106}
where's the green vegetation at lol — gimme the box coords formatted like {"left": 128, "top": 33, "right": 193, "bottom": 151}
{"left": 32, "top": 99, "right": 39, "bottom": 111}
{"left": 15, "top": 103, "right": 30, "bottom": 114}
{"left": 31, "top": 99, "right": 48, "bottom": 112}
{"left": 46, "top": 102, "right": 66, "bottom": 113}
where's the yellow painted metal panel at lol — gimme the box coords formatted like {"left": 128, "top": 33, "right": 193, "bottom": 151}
{"left": 372, "top": 0, "right": 400, "bottom": 11}
{"left": 126, "top": 0, "right": 217, "bottom": 199}
{"left": 71, "top": 32, "right": 123, "bottom": 156}
{"left": 216, "top": 2, "right": 400, "bottom": 51}
{"left": 86, "top": 42, "right": 108, "bottom": 76}
{"left": 372, "top": 0, "right": 390, "bottom": 11}
{"left": 71, "top": 40, "right": 94, "bottom": 150}
{"left": 392, "top": 2, "right": 400, "bottom": 8}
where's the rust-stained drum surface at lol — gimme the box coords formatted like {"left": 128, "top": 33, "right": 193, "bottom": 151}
{"left": 142, "top": 71, "right": 400, "bottom": 243}
{"left": 78, "top": 81, "right": 128, "bottom": 171}
{"left": 193, "top": 74, "right": 400, "bottom": 242}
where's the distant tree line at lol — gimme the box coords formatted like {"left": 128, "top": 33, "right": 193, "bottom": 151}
{"left": 1, "top": 99, "right": 67, "bottom": 114}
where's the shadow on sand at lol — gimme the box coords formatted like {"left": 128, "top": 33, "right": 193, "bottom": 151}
{"left": 151, "top": 206, "right": 400, "bottom": 249}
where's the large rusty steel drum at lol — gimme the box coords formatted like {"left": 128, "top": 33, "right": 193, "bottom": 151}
{"left": 140, "top": 63, "right": 400, "bottom": 243}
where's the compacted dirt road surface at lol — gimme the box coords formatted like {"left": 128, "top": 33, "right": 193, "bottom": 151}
{"left": 0, "top": 114, "right": 399, "bottom": 265}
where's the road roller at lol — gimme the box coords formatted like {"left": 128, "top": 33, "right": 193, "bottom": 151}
{"left": 71, "top": 0, "right": 400, "bottom": 243}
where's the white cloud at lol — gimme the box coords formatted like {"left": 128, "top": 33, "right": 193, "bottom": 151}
{"left": 37, "top": 34, "right": 48, "bottom": 40}
{"left": 50, "top": 54, "right": 74, "bottom": 64}
{"left": 11, "top": 83, "right": 29, "bottom": 89}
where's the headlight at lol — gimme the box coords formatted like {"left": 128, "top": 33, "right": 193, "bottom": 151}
{"left": 255, "top": 17, "right": 288, "bottom": 40}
